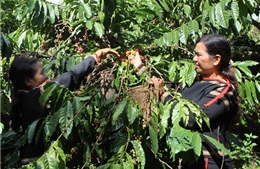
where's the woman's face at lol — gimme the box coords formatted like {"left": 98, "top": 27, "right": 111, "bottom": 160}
{"left": 193, "top": 42, "right": 215, "bottom": 77}
{"left": 28, "top": 61, "right": 47, "bottom": 89}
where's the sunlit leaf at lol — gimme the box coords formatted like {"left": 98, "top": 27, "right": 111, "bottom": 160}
{"left": 255, "top": 80, "right": 260, "bottom": 93}
{"left": 17, "top": 30, "right": 27, "bottom": 47}
{"left": 44, "top": 113, "right": 59, "bottom": 142}
{"left": 40, "top": 153, "right": 59, "bottom": 169}
{"left": 168, "top": 61, "right": 178, "bottom": 81}
{"left": 234, "top": 68, "right": 242, "bottom": 82}
{"left": 28, "top": 0, "right": 37, "bottom": 14}
{"left": 86, "top": 20, "right": 93, "bottom": 30}
{"left": 231, "top": 1, "right": 239, "bottom": 19}
{"left": 188, "top": 20, "right": 199, "bottom": 39}
{"left": 112, "top": 99, "right": 128, "bottom": 125}
{"left": 179, "top": 24, "right": 189, "bottom": 45}
{"left": 233, "top": 60, "right": 259, "bottom": 67}
{"left": 237, "top": 65, "right": 253, "bottom": 78}
{"left": 167, "top": 126, "right": 194, "bottom": 159}
{"left": 131, "top": 140, "right": 145, "bottom": 169}
{"left": 127, "top": 102, "right": 139, "bottom": 125}
{"left": 158, "top": 0, "right": 170, "bottom": 12}
{"left": 203, "top": 135, "right": 231, "bottom": 155}
{"left": 94, "top": 22, "right": 105, "bottom": 38}
{"left": 81, "top": 2, "right": 92, "bottom": 18}
{"left": 245, "top": 79, "right": 254, "bottom": 105}
{"left": 183, "top": 4, "right": 191, "bottom": 16}
{"left": 59, "top": 101, "right": 73, "bottom": 139}
{"left": 249, "top": 80, "right": 259, "bottom": 104}
{"left": 215, "top": 3, "right": 229, "bottom": 28}
{"left": 47, "top": 4, "right": 56, "bottom": 24}
{"left": 209, "top": 7, "right": 216, "bottom": 26}
{"left": 192, "top": 133, "right": 202, "bottom": 156}
{"left": 124, "top": 153, "right": 134, "bottom": 169}
{"left": 160, "top": 102, "right": 172, "bottom": 138}
{"left": 42, "top": 2, "right": 48, "bottom": 24}
{"left": 149, "top": 125, "right": 158, "bottom": 154}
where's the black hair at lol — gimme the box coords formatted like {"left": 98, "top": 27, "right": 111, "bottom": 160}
{"left": 197, "top": 34, "right": 238, "bottom": 89}
{"left": 197, "top": 34, "right": 240, "bottom": 122}
{"left": 9, "top": 56, "right": 39, "bottom": 132}
{"left": 9, "top": 56, "right": 39, "bottom": 90}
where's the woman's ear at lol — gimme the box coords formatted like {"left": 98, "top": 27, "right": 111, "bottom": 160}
{"left": 213, "top": 54, "right": 221, "bottom": 66}
{"left": 25, "top": 78, "right": 32, "bottom": 87}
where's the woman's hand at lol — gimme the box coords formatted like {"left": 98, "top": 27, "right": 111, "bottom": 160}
{"left": 148, "top": 76, "right": 164, "bottom": 96}
{"left": 93, "top": 48, "right": 120, "bottom": 63}
{"left": 148, "top": 76, "right": 164, "bottom": 89}
{"left": 128, "top": 50, "right": 143, "bottom": 69}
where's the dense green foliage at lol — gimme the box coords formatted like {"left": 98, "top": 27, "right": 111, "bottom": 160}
{"left": 1, "top": 0, "right": 260, "bottom": 168}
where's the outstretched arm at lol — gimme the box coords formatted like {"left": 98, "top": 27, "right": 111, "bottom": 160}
{"left": 53, "top": 48, "right": 119, "bottom": 90}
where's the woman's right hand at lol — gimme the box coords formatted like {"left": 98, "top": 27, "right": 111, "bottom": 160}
{"left": 148, "top": 76, "right": 164, "bottom": 89}
{"left": 128, "top": 50, "right": 144, "bottom": 69}
{"left": 93, "top": 48, "right": 120, "bottom": 64}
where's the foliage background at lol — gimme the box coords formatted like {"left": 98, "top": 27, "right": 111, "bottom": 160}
{"left": 1, "top": 0, "right": 260, "bottom": 168}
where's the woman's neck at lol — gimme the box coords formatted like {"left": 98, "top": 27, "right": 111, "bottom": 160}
{"left": 200, "top": 73, "right": 227, "bottom": 81}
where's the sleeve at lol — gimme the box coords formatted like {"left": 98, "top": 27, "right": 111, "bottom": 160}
{"left": 52, "top": 56, "right": 96, "bottom": 90}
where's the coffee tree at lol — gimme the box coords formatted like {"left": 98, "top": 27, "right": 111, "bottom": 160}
{"left": 1, "top": 0, "right": 260, "bottom": 168}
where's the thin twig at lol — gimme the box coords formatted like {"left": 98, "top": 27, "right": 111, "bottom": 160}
{"left": 149, "top": 145, "right": 173, "bottom": 169}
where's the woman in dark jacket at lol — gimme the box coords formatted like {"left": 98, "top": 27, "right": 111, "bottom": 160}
{"left": 9, "top": 48, "right": 119, "bottom": 164}
{"left": 128, "top": 34, "right": 239, "bottom": 169}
